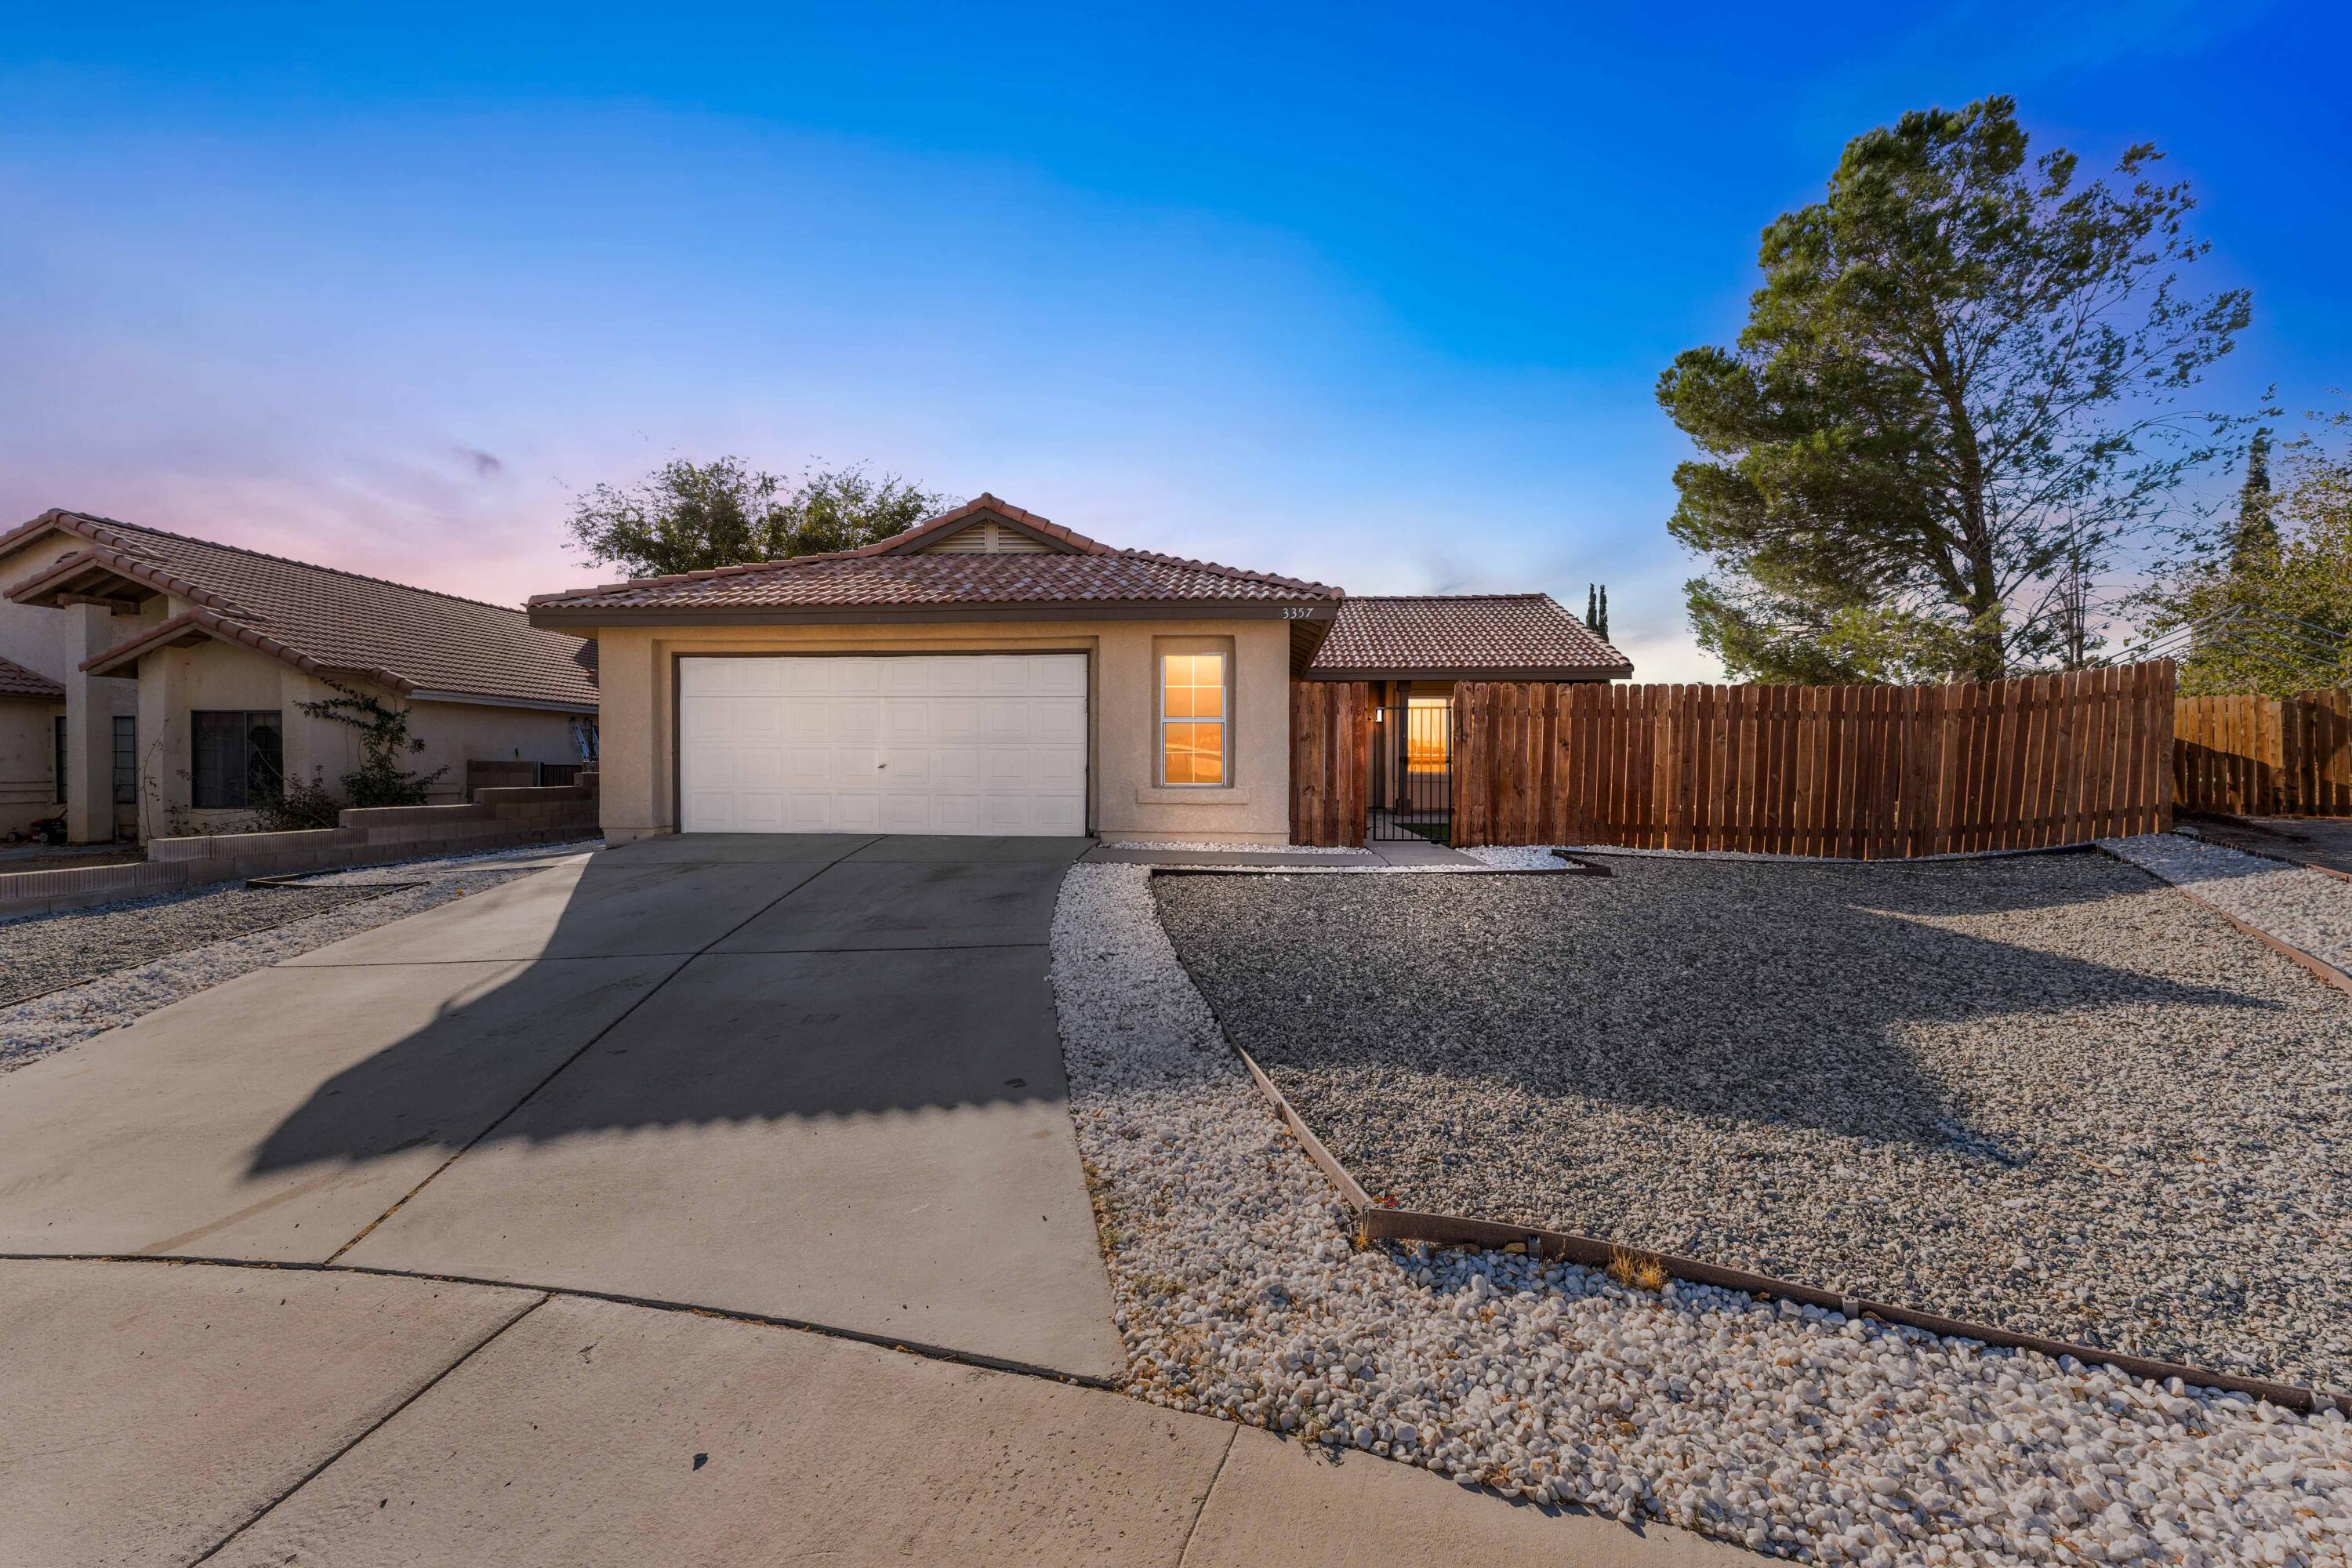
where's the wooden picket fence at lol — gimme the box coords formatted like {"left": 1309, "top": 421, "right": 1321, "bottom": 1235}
{"left": 1448, "top": 662, "right": 2176, "bottom": 857}
{"left": 2174, "top": 688, "right": 2352, "bottom": 816}
{"left": 1290, "top": 680, "right": 1374, "bottom": 847}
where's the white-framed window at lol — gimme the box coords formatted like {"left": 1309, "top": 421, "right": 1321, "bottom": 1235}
{"left": 1158, "top": 647, "right": 1230, "bottom": 786}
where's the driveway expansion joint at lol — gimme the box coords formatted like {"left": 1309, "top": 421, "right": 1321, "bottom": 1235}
{"left": 321, "top": 833, "right": 887, "bottom": 1264}
{"left": 187, "top": 1288, "right": 552, "bottom": 1564}
{"left": 1173, "top": 1424, "right": 1241, "bottom": 1567}
{"left": 0, "top": 1251, "right": 1125, "bottom": 1390}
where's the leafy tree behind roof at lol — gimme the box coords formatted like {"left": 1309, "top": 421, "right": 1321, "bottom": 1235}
{"left": 1657, "top": 96, "right": 2256, "bottom": 684}
{"left": 568, "top": 458, "right": 954, "bottom": 579}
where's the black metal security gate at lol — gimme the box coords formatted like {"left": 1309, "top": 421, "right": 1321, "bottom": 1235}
{"left": 1368, "top": 701, "right": 1453, "bottom": 842}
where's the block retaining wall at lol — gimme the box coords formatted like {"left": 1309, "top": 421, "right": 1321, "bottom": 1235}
{"left": 0, "top": 780, "right": 598, "bottom": 922}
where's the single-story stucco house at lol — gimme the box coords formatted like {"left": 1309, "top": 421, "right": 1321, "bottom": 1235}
{"left": 527, "top": 495, "right": 1631, "bottom": 844}
{"left": 0, "top": 510, "right": 601, "bottom": 844}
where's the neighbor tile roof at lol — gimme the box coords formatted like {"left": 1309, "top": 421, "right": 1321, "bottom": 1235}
{"left": 529, "top": 496, "right": 1338, "bottom": 617}
{"left": 1, "top": 511, "right": 598, "bottom": 709}
{"left": 0, "top": 652, "right": 63, "bottom": 702}
{"left": 1307, "top": 594, "right": 1632, "bottom": 679}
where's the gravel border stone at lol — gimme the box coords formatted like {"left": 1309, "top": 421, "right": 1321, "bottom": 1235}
{"left": 1153, "top": 853, "right": 2352, "bottom": 1394}
{"left": 0, "top": 840, "right": 600, "bottom": 1073}
{"left": 1054, "top": 861, "right": 2352, "bottom": 1563}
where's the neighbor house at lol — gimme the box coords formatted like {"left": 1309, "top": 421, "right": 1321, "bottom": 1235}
{"left": 0, "top": 510, "right": 601, "bottom": 844}
{"left": 527, "top": 495, "right": 1630, "bottom": 844}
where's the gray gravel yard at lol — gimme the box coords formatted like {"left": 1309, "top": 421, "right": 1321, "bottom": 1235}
{"left": 2, "top": 884, "right": 391, "bottom": 1006}
{"left": 1, "top": 842, "right": 597, "bottom": 1073}
{"left": 1153, "top": 851, "right": 2352, "bottom": 1392}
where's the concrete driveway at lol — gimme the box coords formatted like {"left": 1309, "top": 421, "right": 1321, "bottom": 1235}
{"left": 0, "top": 833, "right": 1121, "bottom": 1378}
{"left": 0, "top": 836, "right": 1754, "bottom": 1568}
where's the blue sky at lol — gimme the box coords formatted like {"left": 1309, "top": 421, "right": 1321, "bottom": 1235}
{"left": 2, "top": 2, "right": 2343, "bottom": 679}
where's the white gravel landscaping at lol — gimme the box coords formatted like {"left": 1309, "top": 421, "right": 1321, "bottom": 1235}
{"left": 0, "top": 840, "right": 599, "bottom": 1073}
{"left": 1106, "top": 840, "right": 1373, "bottom": 854}
{"left": 2103, "top": 832, "right": 2352, "bottom": 976}
{"left": 1460, "top": 845, "right": 1577, "bottom": 870}
{"left": 1054, "top": 861, "right": 2352, "bottom": 1565}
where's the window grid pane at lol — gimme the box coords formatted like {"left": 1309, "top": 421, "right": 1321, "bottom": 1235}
{"left": 1159, "top": 652, "right": 1228, "bottom": 786}
{"left": 113, "top": 716, "right": 137, "bottom": 805}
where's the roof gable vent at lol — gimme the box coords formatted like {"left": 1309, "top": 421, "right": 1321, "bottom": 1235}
{"left": 913, "top": 517, "right": 1054, "bottom": 554}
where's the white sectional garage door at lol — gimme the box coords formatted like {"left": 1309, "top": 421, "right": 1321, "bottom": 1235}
{"left": 677, "top": 654, "right": 1087, "bottom": 835}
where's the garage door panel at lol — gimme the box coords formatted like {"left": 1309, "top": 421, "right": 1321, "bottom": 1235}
{"left": 930, "top": 659, "right": 982, "bottom": 695}
{"left": 680, "top": 655, "right": 1087, "bottom": 836}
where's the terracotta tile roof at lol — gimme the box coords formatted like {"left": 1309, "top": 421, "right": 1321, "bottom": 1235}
{"left": 531, "top": 551, "right": 1339, "bottom": 615}
{"left": 1306, "top": 594, "right": 1632, "bottom": 680}
{"left": 530, "top": 496, "right": 1338, "bottom": 619}
{"left": 2, "top": 510, "right": 598, "bottom": 710}
{"left": 0, "top": 652, "right": 63, "bottom": 702}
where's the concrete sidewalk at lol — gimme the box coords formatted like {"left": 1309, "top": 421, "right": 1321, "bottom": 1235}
{"left": 0, "top": 1257, "right": 1748, "bottom": 1567}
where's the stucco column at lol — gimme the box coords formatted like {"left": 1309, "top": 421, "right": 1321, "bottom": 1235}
{"left": 136, "top": 646, "right": 189, "bottom": 842}
{"left": 61, "top": 603, "right": 122, "bottom": 843}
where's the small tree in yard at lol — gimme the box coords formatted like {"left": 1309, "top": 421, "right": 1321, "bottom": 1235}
{"left": 1657, "top": 96, "right": 2257, "bottom": 684}
{"left": 566, "top": 458, "right": 952, "bottom": 579}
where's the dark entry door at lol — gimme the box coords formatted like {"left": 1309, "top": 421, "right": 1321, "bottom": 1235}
{"left": 1368, "top": 701, "right": 1452, "bottom": 842}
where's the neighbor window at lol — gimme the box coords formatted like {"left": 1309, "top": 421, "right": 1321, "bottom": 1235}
{"left": 1159, "top": 650, "right": 1228, "bottom": 786}
{"left": 53, "top": 717, "right": 66, "bottom": 804}
{"left": 191, "top": 710, "right": 284, "bottom": 809}
{"left": 112, "top": 715, "right": 137, "bottom": 806}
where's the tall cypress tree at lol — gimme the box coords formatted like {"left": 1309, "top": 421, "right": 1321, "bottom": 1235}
{"left": 2230, "top": 430, "right": 2276, "bottom": 570}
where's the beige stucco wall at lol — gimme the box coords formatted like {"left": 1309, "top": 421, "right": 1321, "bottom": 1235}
{"left": 586, "top": 617, "right": 1297, "bottom": 844}
{"left": 0, "top": 535, "right": 94, "bottom": 681}
{"left": 402, "top": 699, "right": 583, "bottom": 797}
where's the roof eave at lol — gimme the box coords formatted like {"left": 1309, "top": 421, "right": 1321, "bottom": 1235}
{"left": 1304, "top": 664, "right": 1634, "bottom": 682}
{"left": 79, "top": 609, "right": 418, "bottom": 695}
{"left": 528, "top": 600, "right": 1341, "bottom": 630}
{"left": 405, "top": 688, "right": 599, "bottom": 714}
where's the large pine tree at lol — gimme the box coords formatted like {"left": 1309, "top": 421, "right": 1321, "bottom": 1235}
{"left": 1657, "top": 97, "right": 2253, "bottom": 684}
